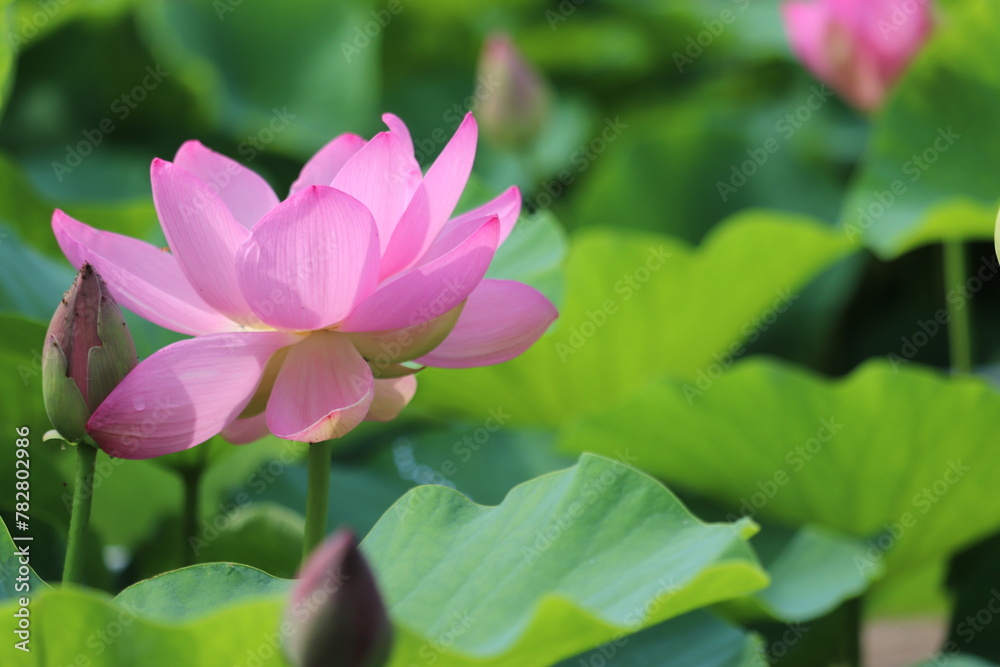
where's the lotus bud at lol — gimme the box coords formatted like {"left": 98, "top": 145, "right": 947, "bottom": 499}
{"left": 42, "top": 263, "right": 137, "bottom": 443}
{"left": 476, "top": 32, "right": 551, "bottom": 147}
{"left": 284, "top": 530, "right": 393, "bottom": 667}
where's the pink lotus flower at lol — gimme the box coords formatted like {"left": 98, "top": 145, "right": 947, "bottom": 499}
{"left": 53, "top": 113, "right": 557, "bottom": 459}
{"left": 781, "top": 0, "right": 933, "bottom": 111}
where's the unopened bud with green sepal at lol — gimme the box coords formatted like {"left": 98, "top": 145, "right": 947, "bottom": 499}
{"left": 42, "top": 263, "right": 138, "bottom": 444}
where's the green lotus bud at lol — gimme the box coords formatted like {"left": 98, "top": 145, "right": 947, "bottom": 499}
{"left": 42, "top": 263, "right": 137, "bottom": 443}
{"left": 476, "top": 32, "right": 551, "bottom": 148}
{"left": 285, "top": 530, "right": 393, "bottom": 667}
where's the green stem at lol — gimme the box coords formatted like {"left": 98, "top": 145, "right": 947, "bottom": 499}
{"left": 303, "top": 441, "right": 332, "bottom": 562}
{"left": 63, "top": 442, "right": 98, "bottom": 585}
{"left": 943, "top": 240, "right": 972, "bottom": 374}
{"left": 181, "top": 468, "right": 201, "bottom": 566}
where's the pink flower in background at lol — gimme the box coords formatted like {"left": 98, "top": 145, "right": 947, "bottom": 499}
{"left": 781, "top": 0, "right": 933, "bottom": 111}
{"left": 53, "top": 113, "right": 557, "bottom": 459}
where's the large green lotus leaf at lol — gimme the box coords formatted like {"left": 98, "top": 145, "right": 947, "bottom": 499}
{"left": 415, "top": 213, "right": 853, "bottom": 426}
{"left": 137, "top": 0, "right": 379, "bottom": 156}
{"left": 0, "top": 456, "right": 767, "bottom": 666}
{"left": 0, "top": 587, "right": 289, "bottom": 666}
{"left": 0, "top": 588, "right": 763, "bottom": 667}
{"left": 562, "top": 358, "right": 1000, "bottom": 570}
{"left": 0, "top": 517, "right": 47, "bottom": 601}
{"left": 0, "top": 564, "right": 289, "bottom": 663}
{"left": 554, "top": 611, "right": 764, "bottom": 667}
{"left": 363, "top": 453, "right": 769, "bottom": 667}
{"left": 114, "top": 563, "right": 292, "bottom": 623}
{"left": 840, "top": 0, "right": 1000, "bottom": 257}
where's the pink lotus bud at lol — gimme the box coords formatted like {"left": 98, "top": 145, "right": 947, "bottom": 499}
{"left": 476, "top": 33, "right": 551, "bottom": 147}
{"left": 42, "top": 263, "right": 137, "bottom": 443}
{"left": 284, "top": 530, "right": 393, "bottom": 667}
{"left": 782, "top": 0, "right": 933, "bottom": 111}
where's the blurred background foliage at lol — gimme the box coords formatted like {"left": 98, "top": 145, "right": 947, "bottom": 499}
{"left": 4, "top": 0, "right": 1000, "bottom": 664}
